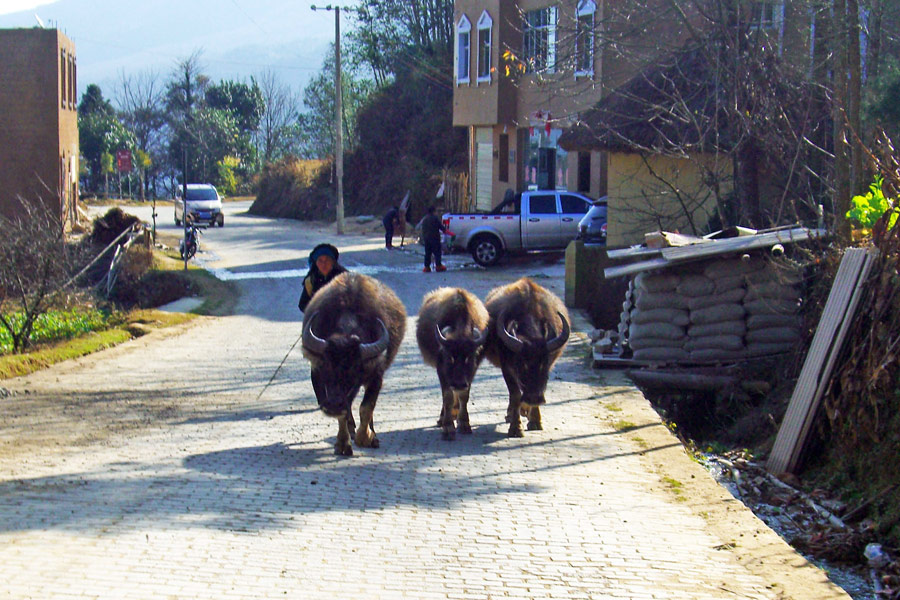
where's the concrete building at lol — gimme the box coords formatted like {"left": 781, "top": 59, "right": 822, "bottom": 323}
{"left": 452, "top": 0, "right": 693, "bottom": 211}
{"left": 0, "top": 28, "right": 79, "bottom": 230}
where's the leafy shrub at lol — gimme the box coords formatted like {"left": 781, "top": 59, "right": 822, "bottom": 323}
{"left": 0, "top": 309, "right": 108, "bottom": 354}
{"left": 847, "top": 175, "right": 899, "bottom": 230}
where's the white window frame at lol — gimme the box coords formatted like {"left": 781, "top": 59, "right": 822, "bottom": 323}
{"left": 456, "top": 15, "right": 472, "bottom": 85}
{"left": 523, "top": 6, "right": 557, "bottom": 74}
{"left": 476, "top": 10, "right": 493, "bottom": 83}
{"left": 749, "top": 1, "right": 784, "bottom": 55}
{"left": 575, "top": 0, "right": 596, "bottom": 78}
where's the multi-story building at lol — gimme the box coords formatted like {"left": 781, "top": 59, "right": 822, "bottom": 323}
{"left": 0, "top": 28, "right": 79, "bottom": 230}
{"left": 452, "top": 0, "right": 693, "bottom": 211}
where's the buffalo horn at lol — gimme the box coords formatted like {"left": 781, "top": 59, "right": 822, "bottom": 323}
{"left": 434, "top": 323, "right": 450, "bottom": 347}
{"left": 471, "top": 326, "right": 487, "bottom": 346}
{"left": 301, "top": 312, "right": 329, "bottom": 355}
{"left": 545, "top": 312, "right": 570, "bottom": 352}
{"left": 496, "top": 308, "right": 525, "bottom": 353}
{"left": 359, "top": 319, "right": 390, "bottom": 360}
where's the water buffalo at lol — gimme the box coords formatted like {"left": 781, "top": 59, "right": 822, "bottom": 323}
{"left": 484, "top": 278, "right": 570, "bottom": 437}
{"left": 416, "top": 287, "right": 489, "bottom": 440}
{"left": 301, "top": 272, "right": 406, "bottom": 456}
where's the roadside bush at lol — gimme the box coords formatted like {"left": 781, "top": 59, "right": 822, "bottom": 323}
{"left": 250, "top": 157, "right": 333, "bottom": 220}
{"left": 0, "top": 308, "right": 108, "bottom": 355}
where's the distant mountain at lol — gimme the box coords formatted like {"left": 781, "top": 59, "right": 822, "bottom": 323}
{"left": 0, "top": 0, "right": 335, "bottom": 102}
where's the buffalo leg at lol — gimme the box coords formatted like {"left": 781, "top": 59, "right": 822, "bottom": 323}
{"left": 501, "top": 367, "right": 524, "bottom": 438}
{"left": 525, "top": 404, "right": 543, "bottom": 431}
{"left": 355, "top": 378, "right": 381, "bottom": 448}
{"left": 335, "top": 414, "right": 353, "bottom": 456}
{"left": 439, "top": 386, "right": 457, "bottom": 441}
{"left": 456, "top": 388, "right": 473, "bottom": 435}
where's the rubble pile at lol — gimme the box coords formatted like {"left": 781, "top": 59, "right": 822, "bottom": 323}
{"left": 707, "top": 452, "right": 900, "bottom": 597}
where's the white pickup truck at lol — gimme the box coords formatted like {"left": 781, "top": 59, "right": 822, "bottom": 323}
{"left": 442, "top": 190, "right": 595, "bottom": 266}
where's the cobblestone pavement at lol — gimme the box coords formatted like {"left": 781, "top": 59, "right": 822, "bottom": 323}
{"left": 0, "top": 209, "right": 850, "bottom": 599}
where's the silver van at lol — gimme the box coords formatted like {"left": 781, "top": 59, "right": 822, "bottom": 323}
{"left": 174, "top": 184, "right": 224, "bottom": 227}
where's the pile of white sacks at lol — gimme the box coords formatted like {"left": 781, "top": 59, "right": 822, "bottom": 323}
{"left": 620, "top": 255, "right": 802, "bottom": 363}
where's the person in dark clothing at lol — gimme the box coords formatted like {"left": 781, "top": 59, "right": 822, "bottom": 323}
{"left": 382, "top": 206, "right": 399, "bottom": 249}
{"left": 298, "top": 243, "right": 347, "bottom": 312}
{"left": 420, "top": 205, "right": 447, "bottom": 272}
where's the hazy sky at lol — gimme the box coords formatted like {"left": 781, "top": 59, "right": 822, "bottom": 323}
{"left": 0, "top": 0, "right": 57, "bottom": 16}
{"left": 0, "top": 0, "right": 336, "bottom": 99}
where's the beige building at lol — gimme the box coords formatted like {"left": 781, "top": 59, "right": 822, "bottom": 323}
{"left": 0, "top": 28, "right": 79, "bottom": 230}
{"left": 452, "top": 0, "right": 693, "bottom": 211}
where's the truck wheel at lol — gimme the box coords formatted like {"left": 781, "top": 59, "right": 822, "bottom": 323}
{"left": 471, "top": 236, "right": 502, "bottom": 267}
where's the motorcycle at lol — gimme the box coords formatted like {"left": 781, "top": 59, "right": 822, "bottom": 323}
{"left": 180, "top": 223, "right": 202, "bottom": 260}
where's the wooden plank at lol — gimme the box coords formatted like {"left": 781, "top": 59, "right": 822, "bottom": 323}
{"left": 603, "top": 257, "right": 671, "bottom": 279}
{"left": 767, "top": 248, "right": 875, "bottom": 474}
{"left": 661, "top": 228, "right": 826, "bottom": 262}
{"left": 606, "top": 246, "right": 663, "bottom": 259}
{"left": 784, "top": 248, "right": 878, "bottom": 471}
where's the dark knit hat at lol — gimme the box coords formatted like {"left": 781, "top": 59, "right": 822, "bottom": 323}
{"left": 309, "top": 243, "right": 339, "bottom": 266}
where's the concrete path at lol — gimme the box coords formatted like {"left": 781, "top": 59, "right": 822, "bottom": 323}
{"left": 0, "top": 209, "right": 849, "bottom": 599}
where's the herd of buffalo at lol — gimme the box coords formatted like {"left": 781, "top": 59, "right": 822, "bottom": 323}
{"left": 300, "top": 274, "right": 571, "bottom": 456}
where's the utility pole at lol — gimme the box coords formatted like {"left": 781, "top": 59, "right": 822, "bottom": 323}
{"left": 312, "top": 4, "right": 345, "bottom": 234}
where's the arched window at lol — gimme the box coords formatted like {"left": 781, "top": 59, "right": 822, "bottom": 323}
{"left": 575, "top": 0, "right": 596, "bottom": 78}
{"left": 476, "top": 10, "right": 493, "bottom": 82}
{"left": 456, "top": 15, "right": 471, "bottom": 85}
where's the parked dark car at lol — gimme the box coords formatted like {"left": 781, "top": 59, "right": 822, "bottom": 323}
{"left": 577, "top": 197, "right": 607, "bottom": 244}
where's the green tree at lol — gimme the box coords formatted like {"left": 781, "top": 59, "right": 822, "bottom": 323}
{"left": 297, "top": 44, "right": 375, "bottom": 159}
{"left": 78, "top": 83, "right": 114, "bottom": 116}
{"left": 206, "top": 79, "right": 265, "bottom": 134}
{"left": 78, "top": 109, "right": 134, "bottom": 195}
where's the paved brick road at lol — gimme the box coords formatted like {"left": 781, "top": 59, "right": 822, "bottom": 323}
{"left": 0, "top": 214, "right": 849, "bottom": 599}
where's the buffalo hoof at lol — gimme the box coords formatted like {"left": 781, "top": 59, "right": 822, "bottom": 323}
{"left": 507, "top": 426, "right": 524, "bottom": 438}
{"left": 441, "top": 429, "right": 456, "bottom": 441}
{"left": 527, "top": 421, "right": 543, "bottom": 431}
{"left": 335, "top": 443, "right": 353, "bottom": 457}
{"left": 457, "top": 423, "right": 473, "bottom": 435}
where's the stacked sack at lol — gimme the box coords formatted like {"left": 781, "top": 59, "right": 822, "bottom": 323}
{"left": 627, "top": 271, "right": 689, "bottom": 362}
{"left": 621, "top": 255, "right": 802, "bottom": 363}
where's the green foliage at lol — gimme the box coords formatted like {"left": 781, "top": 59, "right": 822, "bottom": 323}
{"left": 215, "top": 156, "right": 240, "bottom": 195}
{"left": 0, "top": 309, "right": 108, "bottom": 355}
{"left": 206, "top": 79, "right": 264, "bottom": 133}
{"left": 297, "top": 44, "right": 375, "bottom": 160}
{"left": 77, "top": 83, "right": 114, "bottom": 117}
{"left": 78, "top": 110, "right": 135, "bottom": 192}
{"left": 847, "top": 175, "right": 899, "bottom": 229}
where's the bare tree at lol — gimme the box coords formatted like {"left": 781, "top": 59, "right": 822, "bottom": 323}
{"left": 116, "top": 68, "right": 166, "bottom": 197}
{"left": 256, "top": 70, "right": 298, "bottom": 164}
{"left": 0, "top": 199, "right": 84, "bottom": 352}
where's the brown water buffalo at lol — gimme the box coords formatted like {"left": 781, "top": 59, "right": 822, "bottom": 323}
{"left": 416, "top": 287, "right": 489, "bottom": 441}
{"left": 301, "top": 272, "right": 406, "bottom": 456}
{"left": 484, "top": 278, "right": 570, "bottom": 437}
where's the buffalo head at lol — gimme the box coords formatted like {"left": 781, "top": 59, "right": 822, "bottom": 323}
{"left": 434, "top": 324, "right": 487, "bottom": 391}
{"left": 302, "top": 311, "right": 389, "bottom": 416}
{"left": 496, "top": 309, "right": 569, "bottom": 405}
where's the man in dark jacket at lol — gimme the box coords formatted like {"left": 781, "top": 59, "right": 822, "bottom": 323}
{"left": 419, "top": 205, "right": 447, "bottom": 272}
{"left": 298, "top": 243, "right": 347, "bottom": 312}
{"left": 382, "top": 206, "right": 399, "bottom": 249}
